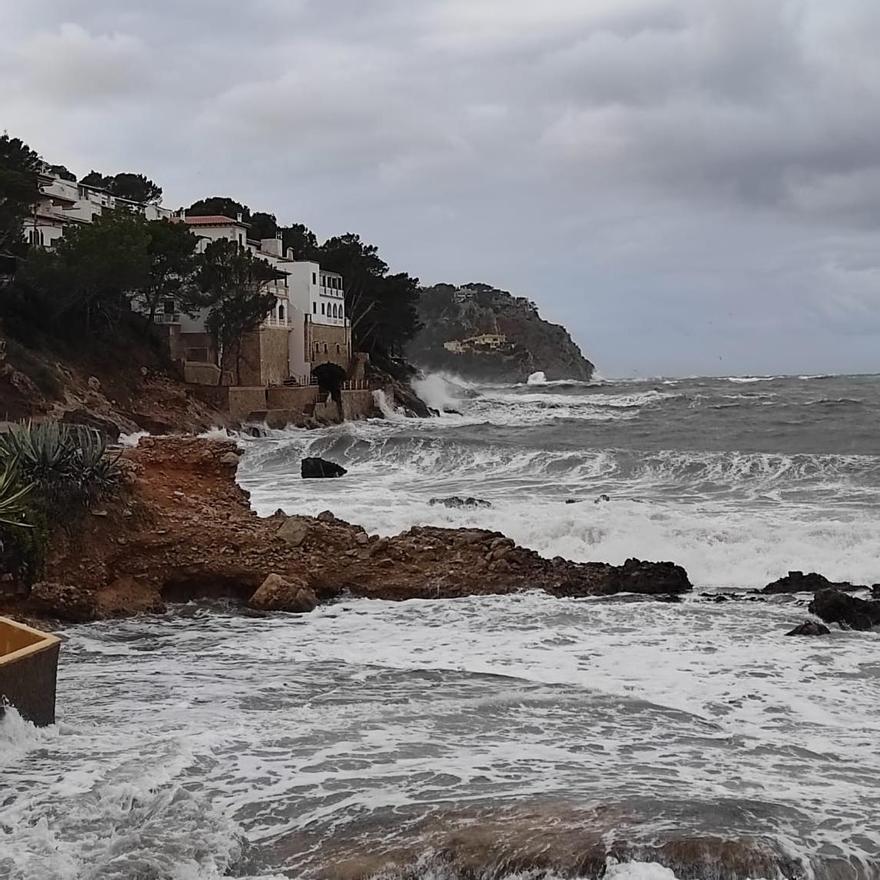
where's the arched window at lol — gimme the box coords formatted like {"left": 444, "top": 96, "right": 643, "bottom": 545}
{"left": 336, "top": 344, "right": 341, "bottom": 354}
{"left": 278, "top": 304, "right": 285, "bottom": 322}
{"left": 28, "top": 229, "right": 39, "bottom": 246}
{"left": 323, "top": 343, "right": 328, "bottom": 353}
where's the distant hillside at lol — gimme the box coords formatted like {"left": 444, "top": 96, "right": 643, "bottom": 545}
{"left": 408, "top": 283, "right": 594, "bottom": 382}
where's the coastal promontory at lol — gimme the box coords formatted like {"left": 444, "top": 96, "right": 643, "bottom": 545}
{"left": 408, "top": 283, "right": 594, "bottom": 382}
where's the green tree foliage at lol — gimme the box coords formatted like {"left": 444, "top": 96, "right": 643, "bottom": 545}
{"left": 47, "top": 164, "right": 76, "bottom": 182}
{"left": 108, "top": 172, "right": 162, "bottom": 204}
{"left": 317, "top": 233, "right": 422, "bottom": 355}
{"left": 188, "top": 196, "right": 250, "bottom": 221}
{"left": 137, "top": 219, "right": 201, "bottom": 322}
{"left": 80, "top": 170, "right": 112, "bottom": 189}
{"left": 280, "top": 223, "right": 319, "bottom": 260}
{"left": 249, "top": 211, "right": 277, "bottom": 241}
{"left": 197, "top": 239, "right": 280, "bottom": 383}
{"left": 16, "top": 208, "right": 151, "bottom": 333}
{"left": 0, "top": 134, "right": 41, "bottom": 256}
{"left": 81, "top": 170, "right": 162, "bottom": 203}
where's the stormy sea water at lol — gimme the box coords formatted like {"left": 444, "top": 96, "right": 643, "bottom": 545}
{"left": 3, "top": 373, "right": 880, "bottom": 880}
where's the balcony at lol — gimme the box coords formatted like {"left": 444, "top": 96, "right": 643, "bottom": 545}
{"left": 263, "top": 315, "right": 290, "bottom": 328}
{"left": 154, "top": 312, "right": 181, "bottom": 324}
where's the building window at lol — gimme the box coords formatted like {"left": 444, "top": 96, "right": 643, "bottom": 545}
{"left": 278, "top": 304, "right": 285, "bottom": 322}
{"left": 336, "top": 344, "right": 341, "bottom": 354}
{"left": 321, "top": 303, "right": 325, "bottom": 315}
{"left": 163, "top": 299, "right": 176, "bottom": 315}
{"left": 312, "top": 272, "right": 316, "bottom": 284}
{"left": 323, "top": 343, "right": 328, "bottom": 353}
{"left": 312, "top": 302, "right": 316, "bottom": 314}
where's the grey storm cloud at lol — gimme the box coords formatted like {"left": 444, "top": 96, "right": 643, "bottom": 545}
{"left": 3, "top": 0, "right": 880, "bottom": 376}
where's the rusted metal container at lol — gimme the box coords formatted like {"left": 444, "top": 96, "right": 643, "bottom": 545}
{"left": 0, "top": 616, "right": 61, "bottom": 727}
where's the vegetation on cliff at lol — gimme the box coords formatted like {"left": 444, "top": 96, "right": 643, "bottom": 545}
{"left": 409, "top": 283, "right": 594, "bottom": 382}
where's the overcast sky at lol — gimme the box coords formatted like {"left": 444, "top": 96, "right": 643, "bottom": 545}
{"left": 4, "top": 1, "right": 880, "bottom": 377}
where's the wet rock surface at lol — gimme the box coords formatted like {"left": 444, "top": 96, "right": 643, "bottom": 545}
{"left": 2, "top": 437, "right": 693, "bottom": 622}
{"left": 785, "top": 620, "right": 832, "bottom": 636}
{"left": 301, "top": 457, "right": 347, "bottom": 478}
{"left": 429, "top": 496, "right": 493, "bottom": 509}
{"left": 809, "top": 588, "right": 880, "bottom": 631}
{"left": 762, "top": 570, "right": 864, "bottom": 594}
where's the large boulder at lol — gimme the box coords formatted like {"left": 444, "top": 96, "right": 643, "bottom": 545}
{"left": 809, "top": 589, "right": 880, "bottom": 631}
{"left": 606, "top": 558, "right": 692, "bottom": 596}
{"left": 276, "top": 517, "right": 310, "bottom": 547}
{"left": 785, "top": 620, "right": 831, "bottom": 636}
{"left": 301, "top": 457, "right": 347, "bottom": 479}
{"left": 763, "top": 571, "right": 839, "bottom": 594}
{"left": 28, "top": 581, "right": 97, "bottom": 622}
{"left": 249, "top": 573, "right": 317, "bottom": 613}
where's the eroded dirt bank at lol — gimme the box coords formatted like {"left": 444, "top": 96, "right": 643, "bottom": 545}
{"left": 3, "top": 436, "right": 691, "bottom": 622}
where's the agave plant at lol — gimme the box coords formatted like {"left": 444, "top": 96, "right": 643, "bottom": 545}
{"left": 0, "top": 420, "right": 121, "bottom": 516}
{"left": 0, "top": 459, "right": 33, "bottom": 528}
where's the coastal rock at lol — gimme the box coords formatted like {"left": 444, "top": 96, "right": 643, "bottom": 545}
{"left": 249, "top": 574, "right": 317, "bottom": 613}
{"left": 2, "top": 437, "right": 695, "bottom": 623}
{"left": 809, "top": 589, "right": 880, "bottom": 631}
{"left": 785, "top": 620, "right": 832, "bottom": 636}
{"left": 301, "top": 457, "right": 347, "bottom": 479}
{"left": 28, "top": 581, "right": 97, "bottom": 622}
{"left": 762, "top": 570, "right": 861, "bottom": 594}
{"left": 277, "top": 517, "right": 310, "bottom": 547}
{"left": 429, "top": 496, "right": 493, "bottom": 509}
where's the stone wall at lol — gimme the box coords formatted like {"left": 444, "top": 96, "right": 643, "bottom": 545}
{"left": 239, "top": 327, "right": 291, "bottom": 386}
{"left": 341, "top": 389, "right": 378, "bottom": 421}
{"left": 307, "top": 322, "right": 351, "bottom": 370}
{"left": 267, "top": 386, "right": 320, "bottom": 412}
{"left": 184, "top": 362, "right": 222, "bottom": 385}
{"left": 228, "top": 387, "right": 270, "bottom": 421}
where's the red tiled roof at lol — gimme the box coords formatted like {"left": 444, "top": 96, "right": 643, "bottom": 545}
{"left": 183, "top": 215, "right": 246, "bottom": 227}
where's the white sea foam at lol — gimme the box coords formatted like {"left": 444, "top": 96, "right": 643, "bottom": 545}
{"left": 117, "top": 430, "right": 150, "bottom": 447}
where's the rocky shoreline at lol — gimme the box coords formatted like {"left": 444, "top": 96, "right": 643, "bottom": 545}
{"left": 1, "top": 436, "right": 691, "bottom": 624}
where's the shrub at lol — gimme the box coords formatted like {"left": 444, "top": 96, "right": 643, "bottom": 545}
{"left": 0, "top": 421, "right": 122, "bottom": 520}
{"left": 0, "top": 459, "right": 32, "bottom": 528}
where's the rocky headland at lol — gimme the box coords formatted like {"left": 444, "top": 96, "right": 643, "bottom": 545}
{"left": 2, "top": 436, "right": 690, "bottom": 623}
{"left": 409, "top": 283, "right": 594, "bottom": 382}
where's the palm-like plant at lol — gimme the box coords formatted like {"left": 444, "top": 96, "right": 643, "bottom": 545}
{"left": 0, "top": 459, "right": 32, "bottom": 528}
{"left": 0, "top": 421, "right": 121, "bottom": 515}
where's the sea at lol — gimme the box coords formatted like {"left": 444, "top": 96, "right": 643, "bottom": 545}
{"left": 2, "top": 372, "right": 879, "bottom": 880}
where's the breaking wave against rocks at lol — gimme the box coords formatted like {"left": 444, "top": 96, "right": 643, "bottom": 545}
{"left": 3, "top": 373, "right": 880, "bottom": 879}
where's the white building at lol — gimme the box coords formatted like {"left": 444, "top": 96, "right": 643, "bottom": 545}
{"left": 21, "top": 167, "right": 351, "bottom": 385}
{"left": 24, "top": 168, "right": 173, "bottom": 249}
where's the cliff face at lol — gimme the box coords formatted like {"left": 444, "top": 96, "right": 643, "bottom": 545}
{"left": 408, "top": 283, "right": 594, "bottom": 382}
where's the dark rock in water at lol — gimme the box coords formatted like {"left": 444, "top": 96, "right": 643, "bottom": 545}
{"left": 655, "top": 593, "right": 682, "bottom": 603}
{"left": 762, "top": 570, "right": 862, "bottom": 594}
{"left": 595, "top": 558, "right": 691, "bottom": 596}
{"left": 595, "top": 494, "right": 610, "bottom": 504}
{"left": 564, "top": 499, "right": 583, "bottom": 505}
{"left": 809, "top": 589, "right": 880, "bottom": 631}
{"left": 785, "top": 620, "right": 831, "bottom": 636}
{"left": 872, "top": 584, "right": 880, "bottom": 600}
{"left": 429, "top": 496, "right": 493, "bottom": 510}
{"left": 443, "top": 408, "right": 462, "bottom": 416}
{"left": 301, "top": 457, "right": 347, "bottom": 479}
